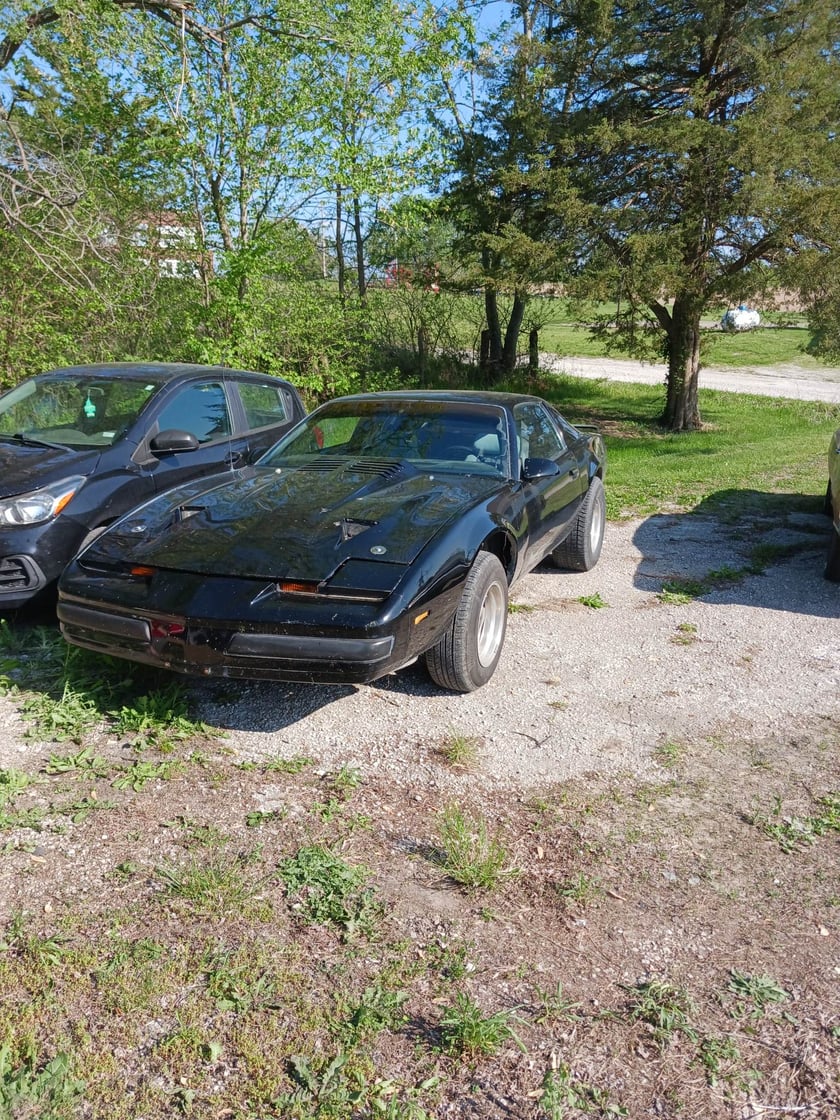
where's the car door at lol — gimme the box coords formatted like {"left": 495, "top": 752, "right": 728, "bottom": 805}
{"left": 141, "top": 379, "right": 245, "bottom": 492}
{"left": 514, "top": 402, "right": 588, "bottom": 570}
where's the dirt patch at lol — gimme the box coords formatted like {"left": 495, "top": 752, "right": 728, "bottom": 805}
{"left": 0, "top": 510, "right": 837, "bottom": 1118}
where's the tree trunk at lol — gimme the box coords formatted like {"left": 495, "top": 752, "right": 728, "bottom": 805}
{"left": 663, "top": 295, "right": 702, "bottom": 431}
{"left": 353, "top": 195, "right": 366, "bottom": 302}
{"left": 482, "top": 285, "right": 503, "bottom": 382}
{"left": 502, "top": 289, "right": 527, "bottom": 373}
{"left": 335, "top": 185, "right": 346, "bottom": 300}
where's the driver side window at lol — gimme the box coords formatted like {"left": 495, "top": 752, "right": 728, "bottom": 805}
{"left": 514, "top": 403, "right": 565, "bottom": 472}
{"left": 155, "top": 382, "right": 231, "bottom": 444}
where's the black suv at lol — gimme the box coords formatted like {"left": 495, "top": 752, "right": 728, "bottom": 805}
{"left": 0, "top": 362, "right": 306, "bottom": 608}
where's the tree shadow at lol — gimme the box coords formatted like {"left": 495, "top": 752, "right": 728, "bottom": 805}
{"left": 629, "top": 490, "right": 838, "bottom": 619}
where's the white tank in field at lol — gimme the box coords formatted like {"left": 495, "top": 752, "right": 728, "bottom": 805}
{"left": 721, "top": 305, "right": 761, "bottom": 331}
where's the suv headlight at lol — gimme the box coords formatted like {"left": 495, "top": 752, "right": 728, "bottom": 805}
{"left": 0, "top": 476, "right": 86, "bottom": 526}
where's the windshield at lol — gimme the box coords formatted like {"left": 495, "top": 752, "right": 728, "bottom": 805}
{"left": 0, "top": 374, "right": 164, "bottom": 449}
{"left": 261, "top": 399, "right": 512, "bottom": 479}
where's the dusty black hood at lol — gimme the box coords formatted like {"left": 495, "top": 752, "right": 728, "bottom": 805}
{"left": 84, "top": 458, "right": 503, "bottom": 581}
{"left": 0, "top": 439, "right": 100, "bottom": 497}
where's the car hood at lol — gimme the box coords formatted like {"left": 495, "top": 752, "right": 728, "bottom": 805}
{"left": 84, "top": 458, "right": 504, "bottom": 582}
{"left": 0, "top": 440, "right": 100, "bottom": 496}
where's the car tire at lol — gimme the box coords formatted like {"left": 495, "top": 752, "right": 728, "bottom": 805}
{"left": 551, "top": 475, "right": 606, "bottom": 572}
{"left": 425, "top": 551, "right": 508, "bottom": 692}
{"left": 825, "top": 529, "right": 840, "bottom": 582}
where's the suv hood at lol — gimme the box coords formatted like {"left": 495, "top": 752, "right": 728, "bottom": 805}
{"left": 0, "top": 440, "right": 100, "bottom": 497}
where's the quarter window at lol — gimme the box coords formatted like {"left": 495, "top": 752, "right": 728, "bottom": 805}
{"left": 239, "top": 383, "right": 289, "bottom": 430}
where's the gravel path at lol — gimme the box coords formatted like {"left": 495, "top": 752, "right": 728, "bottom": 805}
{"left": 543, "top": 353, "right": 840, "bottom": 403}
{"left": 187, "top": 510, "right": 840, "bottom": 791}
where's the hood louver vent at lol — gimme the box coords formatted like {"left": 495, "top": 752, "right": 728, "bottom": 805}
{"left": 297, "top": 457, "right": 403, "bottom": 479}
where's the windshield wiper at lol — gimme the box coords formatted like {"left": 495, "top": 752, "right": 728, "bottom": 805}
{"left": 2, "top": 432, "right": 69, "bottom": 450}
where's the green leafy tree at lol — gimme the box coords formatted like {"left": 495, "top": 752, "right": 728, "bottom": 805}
{"left": 552, "top": 0, "right": 840, "bottom": 429}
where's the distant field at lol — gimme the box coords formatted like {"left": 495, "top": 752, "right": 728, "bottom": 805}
{"left": 539, "top": 317, "right": 822, "bottom": 369}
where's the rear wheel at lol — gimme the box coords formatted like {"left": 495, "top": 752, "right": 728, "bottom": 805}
{"left": 825, "top": 529, "right": 840, "bottom": 582}
{"left": 425, "top": 552, "right": 508, "bottom": 692}
{"left": 552, "top": 476, "right": 605, "bottom": 572}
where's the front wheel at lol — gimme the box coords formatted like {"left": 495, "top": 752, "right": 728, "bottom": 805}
{"left": 425, "top": 552, "right": 508, "bottom": 692}
{"left": 552, "top": 476, "right": 606, "bottom": 572}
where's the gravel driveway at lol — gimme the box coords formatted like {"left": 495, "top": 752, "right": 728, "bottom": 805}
{"left": 182, "top": 507, "right": 840, "bottom": 791}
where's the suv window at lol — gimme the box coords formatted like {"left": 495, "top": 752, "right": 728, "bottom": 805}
{"left": 239, "top": 382, "right": 289, "bottom": 430}
{"left": 155, "top": 382, "right": 231, "bottom": 444}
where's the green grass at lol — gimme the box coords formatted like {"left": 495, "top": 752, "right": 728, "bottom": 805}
{"left": 511, "top": 374, "right": 838, "bottom": 518}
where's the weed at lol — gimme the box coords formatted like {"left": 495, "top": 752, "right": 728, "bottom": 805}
{"left": 43, "top": 746, "right": 108, "bottom": 776}
{"left": 339, "top": 980, "right": 410, "bottom": 1041}
{"left": 508, "top": 600, "right": 536, "bottom": 613}
{"left": 109, "top": 682, "right": 209, "bottom": 751}
{"left": 534, "top": 982, "right": 582, "bottom": 1025}
{"left": 0, "top": 1041, "right": 85, "bottom": 1119}
{"left": 205, "top": 949, "right": 278, "bottom": 1013}
{"left": 623, "top": 978, "right": 697, "bottom": 1045}
{"left": 245, "top": 809, "right": 284, "bottom": 827}
{"left": 671, "top": 621, "right": 698, "bottom": 645}
{"left": 330, "top": 764, "right": 362, "bottom": 794}
{"left": 727, "top": 970, "right": 790, "bottom": 1019}
{"left": 539, "top": 1059, "right": 628, "bottom": 1117}
{"left": 112, "top": 759, "right": 182, "bottom": 791}
{"left": 438, "top": 993, "right": 525, "bottom": 1057}
{"left": 653, "top": 740, "right": 686, "bottom": 768}
{"left": 556, "top": 872, "right": 602, "bottom": 907}
{"left": 657, "top": 578, "right": 706, "bottom": 604}
{"left": 436, "top": 804, "right": 511, "bottom": 892}
{"left": 156, "top": 852, "right": 263, "bottom": 917}
{"left": 694, "top": 1034, "right": 757, "bottom": 1090}
{"left": 577, "top": 591, "right": 608, "bottom": 609}
{"left": 277, "top": 845, "right": 381, "bottom": 936}
{"left": 21, "top": 681, "right": 101, "bottom": 743}
{"left": 263, "top": 755, "right": 313, "bottom": 774}
{"left": 0, "top": 913, "right": 69, "bottom": 966}
{"left": 0, "top": 768, "right": 33, "bottom": 805}
{"left": 435, "top": 731, "right": 480, "bottom": 769}
{"left": 751, "top": 792, "right": 839, "bottom": 852}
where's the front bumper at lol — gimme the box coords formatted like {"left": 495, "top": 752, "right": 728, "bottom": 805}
{"left": 57, "top": 599, "right": 407, "bottom": 684}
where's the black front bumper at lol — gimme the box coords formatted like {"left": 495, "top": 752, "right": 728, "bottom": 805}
{"left": 57, "top": 599, "right": 401, "bottom": 684}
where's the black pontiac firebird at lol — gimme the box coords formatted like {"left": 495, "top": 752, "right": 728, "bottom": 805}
{"left": 58, "top": 391, "right": 606, "bottom": 692}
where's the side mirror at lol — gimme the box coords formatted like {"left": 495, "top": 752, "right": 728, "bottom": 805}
{"left": 150, "top": 428, "right": 200, "bottom": 454}
{"left": 521, "top": 456, "right": 561, "bottom": 482}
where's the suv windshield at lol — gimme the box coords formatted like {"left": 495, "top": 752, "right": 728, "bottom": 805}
{"left": 0, "top": 375, "right": 164, "bottom": 449}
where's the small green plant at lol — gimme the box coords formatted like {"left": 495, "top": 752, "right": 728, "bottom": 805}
{"left": 277, "top": 845, "right": 380, "bottom": 936}
{"left": 0, "top": 768, "right": 33, "bottom": 805}
{"left": 435, "top": 731, "right": 480, "bottom": 769}
{"left": 263, "top": 755, "right": 313, "bottom": 773}
{"left": 671, "top": 621, "right": 698, "bottom": 645}
{"left": 653, "top": 740, "right": 686, "bottom": 768}
{"left": 657, "top": 578, "right": 706, "bottom": 604}
{"left": 438, "top": 993, "right": 524, "bottom": 1057}
{"left": 340, "top": 981, "right": 410, "bottom": 1041}
{"left": 694, "top": 1034, "right": 754, "bottom": 1088}
{"left": 577, "top": 591, "right": 608, "bottom": 609}
{"left": 112, "top": 759, "right": 182, "bottom": 791}
{"left": 331, "top": 764, "right": 362, "bottom": 793}
{"left": 556, "top": 872, "right": 602, "bottom": 908}
{"left": 727, "top": 970, "right": 790, "bottom": 1019}
{"left": 0, "top": 1042, "right": 85, "bottom": 1118}
{"left": 539, "top": 1059, "right": 627, "bottom": 1117}
{"left": 508, "top": 600, "right": 536, "bottom": 614}
{"left": 156, "top": 853, "right": 262, "bottom": 917}
{"left": 43, "top": 746, "right": 108, "bottom": 776}
{"left": 751, "top": 792, "right": 839, "bottom": 852}
{"left": 109, "top": 682, "right": 210, "bottom": 751}
{"left": 436, "top": 804, "right": 511, "bottom": 892}
{"left": 623, "top": 978, "right": 697, "bottom": 1045}
{"left": 21, "top": 681, "right": 101, "bottom": 743}
{"left": 534, "top": 981, "right": 582, "bottom": 1025}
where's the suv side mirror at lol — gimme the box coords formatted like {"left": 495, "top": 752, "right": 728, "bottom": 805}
{"left": 149, "top": 428, "right": 200, "bottom": 454}
{"left": 521, "top": 456, "right": 561, "bottom": 482}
